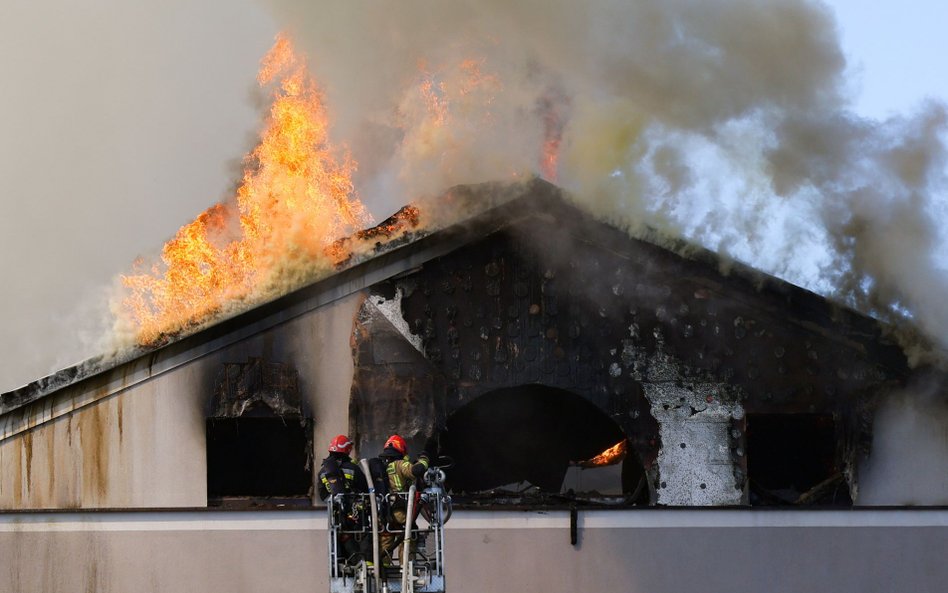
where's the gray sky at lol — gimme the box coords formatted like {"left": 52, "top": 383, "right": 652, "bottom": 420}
{"left": 2, "top": 0, "right": 947, "bottom": 393}
{"left": 0, "top": 0, "right": 279, "bottom": 390}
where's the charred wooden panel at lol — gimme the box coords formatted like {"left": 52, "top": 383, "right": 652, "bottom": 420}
{"left": 396, "top": 231, "right": 661, "bottom": 464}
{"left": 208, "top": 357, "right": 303, "bottom": 419}
{"left": 349, "top": 294, "right": 446, "bottom": 455}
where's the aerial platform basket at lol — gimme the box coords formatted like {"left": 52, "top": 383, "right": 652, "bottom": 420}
{"left": 329, "top": 462, "right": 452, "bottom": 593}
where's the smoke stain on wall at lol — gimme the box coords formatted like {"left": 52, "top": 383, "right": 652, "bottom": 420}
{"left": 79, "top": 401, "right": 111, "bottom": 504}
{"left": 116, "top": 396, "right": 124, "bottom": 442}
{"left": 11, "top": 439, "right": 23, "bottom": 507}
{"left": 46, "top": 421, "right": 56, "bottom": 503}
{"left": 21, "top": 429, "right": 33, "bottom": 495}
{"left": 0, "top": 393, "right": 135, "bottom": 509}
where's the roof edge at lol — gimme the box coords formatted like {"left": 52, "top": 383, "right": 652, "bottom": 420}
{"left": 1, "top": 177, "right": 934, "bottom": 424}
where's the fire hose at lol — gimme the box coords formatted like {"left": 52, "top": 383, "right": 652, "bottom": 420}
{"left": 358, "top": 459, "right": 382, "bottom": 593}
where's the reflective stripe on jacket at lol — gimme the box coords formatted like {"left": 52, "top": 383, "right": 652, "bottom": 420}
{"left": 320, "top": 465, "right": 360, "bottom": 492}
{"left": 317, "top": 455, "right": 367, "bottom": 499}
{"left": 385, "top": 455, "right": 429, "bottom": 492}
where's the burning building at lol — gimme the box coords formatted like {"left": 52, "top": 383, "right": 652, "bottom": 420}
{"left": 0, "top": 179, "right": 945, "bottom": 592}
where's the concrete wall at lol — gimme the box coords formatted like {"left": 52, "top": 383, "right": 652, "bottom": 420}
{"left": 0, "top": 509, "right": 945, "bottom": 593}
{"left": 0, "top": 369, "right": 207, "bottom": 508}
{"left": 0, "top": 295, "right": 363, "bottom": 509}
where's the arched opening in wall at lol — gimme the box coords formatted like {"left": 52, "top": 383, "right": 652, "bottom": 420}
{"left": 435, "top": 385, "right": 648, "bottom": 505}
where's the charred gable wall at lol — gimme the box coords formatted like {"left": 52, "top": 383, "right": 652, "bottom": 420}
{"left": 351, "top": 198, "right": 910, "bottom": 505}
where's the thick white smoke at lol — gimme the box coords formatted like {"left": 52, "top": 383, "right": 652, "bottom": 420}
{"left": 858, "top": 380, "right": 948, "bottom": 505}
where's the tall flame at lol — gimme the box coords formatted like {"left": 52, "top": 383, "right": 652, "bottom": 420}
{"left": 120, "top": 34, "right": 372, "bottom": 345}
{"left": 403, "top": 57, "right": 567, "bottom": 185}
{"left": 395, "top": 57, "right": 503, "bottom": 180}
{"left": 538, "top": 88, "right": 569, "bottom": 183}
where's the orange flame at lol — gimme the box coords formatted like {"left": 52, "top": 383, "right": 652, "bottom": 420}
{"left": 401, "top": 57, "right": 501, "bottom": 157}
{"left": 579, "top": 439, "right": 627, "bottom": 468}
{"left": 417, "top": 58, "right": 499, "bottom": 127}
{"left": 538, "top": 88, "right": 569, "bottom": 182}
{"left": 120, "top": 34, "right": 372, "bottom": 345}
{"left": 401, "top": 56, "right": 567, "bottom": 187}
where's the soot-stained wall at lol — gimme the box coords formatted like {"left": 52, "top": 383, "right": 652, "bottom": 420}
{"left": 350, "top": 199, "right": 910, "bottom": 505}
{"left": 0, "top": 294, "right": 362, "bottom": 510}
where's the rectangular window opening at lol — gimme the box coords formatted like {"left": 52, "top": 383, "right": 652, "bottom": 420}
{"left": 746, "top": 413, "right": 851, "bottom": 507}
{"left": 206, "top": 417, "right": 313, "bottom": 507}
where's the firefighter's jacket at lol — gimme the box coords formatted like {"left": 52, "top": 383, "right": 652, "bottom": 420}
{"left": 317, "top": 453, "right": 368, "bottom": 500}
{"left": 383, "top": 454, "right": 430, "bottom": 493}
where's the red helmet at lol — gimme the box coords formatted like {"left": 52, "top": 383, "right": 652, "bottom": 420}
{"left": 384, "top": 434, "right": 407, "bottom": 455}
{"left": 328, "top": 434, "right": 353, "bottom": 454}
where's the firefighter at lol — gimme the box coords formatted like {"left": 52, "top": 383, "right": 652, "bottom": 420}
{"left": 318, "top": 434, "right": 369, "bottom": 499}
{"left": 372, "top": 434, "right": 429, "bottom": 563}
{"left": 318, "top": 434, "right": 369, "bottom": 562}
